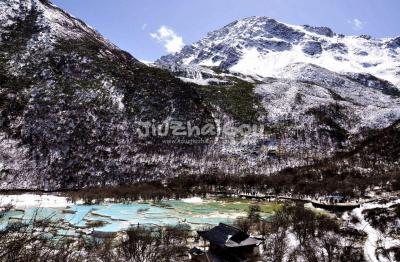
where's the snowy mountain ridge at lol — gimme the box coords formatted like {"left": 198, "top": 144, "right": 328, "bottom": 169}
{"left": 157, "top": 16, "right": 400, "bottom": 88}
{"left": 0, "top": 0, "right": 131, "bottom": 64}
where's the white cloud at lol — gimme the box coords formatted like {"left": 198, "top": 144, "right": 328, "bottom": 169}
{"left": 150, "top": 26, "right": 185, "bottom": 53}
{"left": 141, "top": 24, "right": 147, "bottom": 31}
{"left": 348, "top": 18, "right": 364, "bottom": 31}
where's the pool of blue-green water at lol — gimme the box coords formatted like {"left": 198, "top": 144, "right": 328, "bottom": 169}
{"left": 0, "top": 199, "right": 272, "bottom": 234}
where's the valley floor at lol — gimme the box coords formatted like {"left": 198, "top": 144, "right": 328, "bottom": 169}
{"left": 0, "top": 192, "right": 399, "bottom": 261}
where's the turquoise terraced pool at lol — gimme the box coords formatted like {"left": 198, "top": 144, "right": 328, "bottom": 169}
{"left": 0, "top": 197, "right": 275, "bottom": 234}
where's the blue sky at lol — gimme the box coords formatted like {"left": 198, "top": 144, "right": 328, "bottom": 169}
{"left": 52, "top": 0, "right": 400, "bottom": 62}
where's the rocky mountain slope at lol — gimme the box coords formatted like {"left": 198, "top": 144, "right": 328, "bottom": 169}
{"left": 156, "top": 17, "right": 400, "bottom": 146}
{"left": 0, "top": 0, "right": 214, "bottom": 190}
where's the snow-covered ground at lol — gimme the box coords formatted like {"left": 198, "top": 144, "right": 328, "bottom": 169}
{"left": 0, "top": 193, "right": 75, "bottom": 208}
{"left": 346, "top": 199, "right": 400, "bottom": 262}
{"left": 182, "top": 197, "right": 204, "bottom": 204}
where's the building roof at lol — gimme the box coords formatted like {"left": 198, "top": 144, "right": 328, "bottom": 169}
{"left": 198, "top": 223, "right": 262, "bottom": 248}
{"left": 189, "top": 247, "right": 204, "bottom": 256}
{"left": 225, "top": 237, "right": 262, "bottom": 248}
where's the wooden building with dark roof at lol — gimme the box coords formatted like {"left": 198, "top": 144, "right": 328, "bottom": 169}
{"left": 191, "top": 223, "right": 262, "bottom": 262}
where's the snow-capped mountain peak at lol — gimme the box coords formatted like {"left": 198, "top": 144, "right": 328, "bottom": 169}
{"left": 157, "top": 16, "right": 400, "bottom": 87}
